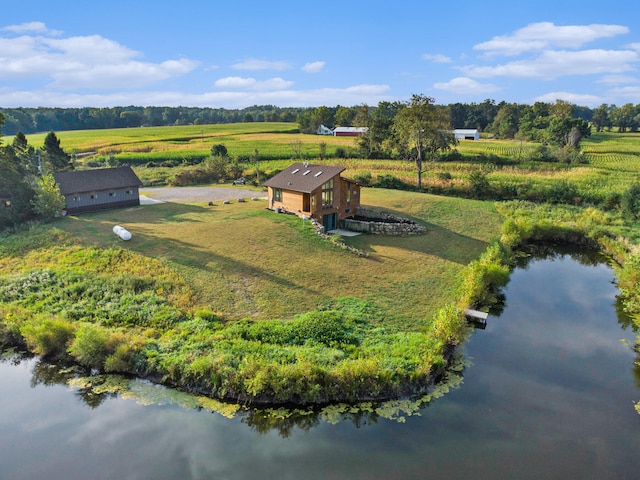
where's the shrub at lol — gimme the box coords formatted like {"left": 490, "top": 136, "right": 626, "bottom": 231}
{"left": 441, "top": 150, "right": 465, "bottom": 162}
{"left": 546, "top": 180, "right": 579, "bottom": 204}
{"left": 469, "top": 170, "right": 492, "bottom": 199}
{"left": 352, "top": 171, "right": 372, "bottom": 186}
{"left": 620, "top": 184, "right": 640, "bottom": 220}
{"left": 20, "top": 318, "right": 75, "bottom": 358}
{"left": 373, "top": 174, "right": 412, "bottom": 191}
{"left": 293, "top": 310, "right": 359, "bottom": 347}
{"left": 68, "top": 324, "right": 110, "bottom": 370}
{"left": 104, "top": 341, "right": 142, "bottom": 373}
{"left": 335, "top": 147, "right": 347, "bottom": 159}
{"left": 431, "top": 305, "right": 469, "bottom": 345}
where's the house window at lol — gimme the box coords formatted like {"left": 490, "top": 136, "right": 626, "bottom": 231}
{"left": 90, "top": 194, "right": 97, "bottom": 200}
{"left": 126, "top": 190, "right": 133, "bottom": 195}
{"left": 321, "top": 179, "right": 334, "bottom": 209}
{"left": 273, "top": 188, "right": 282, "bottom": 202}
{"left": 72, "top": 196, "right": 80, "bottom": 201}
{"left": 109, "top": 192, "right": 115, "bottom": 197}
{"left": 346, "top": 181, "right": 351, "bottom": 204}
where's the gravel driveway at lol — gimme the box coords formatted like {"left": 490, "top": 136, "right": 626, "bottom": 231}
{"left": 140, "top": 186, "right": 266, "bottom": 204}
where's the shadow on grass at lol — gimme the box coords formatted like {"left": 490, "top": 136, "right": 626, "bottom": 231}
{"left": 129, "top": 231, "right": 316, "bottom": 295}
{"left": 57, "top": 203, "right": 321, "bottom": 299}
{"left": 351, "top": 225, "right": 489, "bottom": 265}
{"left": 344, "top": 206, "right": 491, "bottom": 265}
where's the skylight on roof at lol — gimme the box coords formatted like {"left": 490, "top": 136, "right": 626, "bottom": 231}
{"left": 291, "top": 168, "right": 300, "bottom": 174}
{"left": 314, "top": 171, "right": 323, "bottom": 177}
{"left": 302, "top": 170, "right": 311, "bottom": 175}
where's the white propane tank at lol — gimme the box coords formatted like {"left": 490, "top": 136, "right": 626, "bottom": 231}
{"left": 113, "top": 225, "right": 132, "bottom": 241}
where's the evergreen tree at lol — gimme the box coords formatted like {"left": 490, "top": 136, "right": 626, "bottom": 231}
{"left": 42, "top": 131, "right": 73, "bottom": 172}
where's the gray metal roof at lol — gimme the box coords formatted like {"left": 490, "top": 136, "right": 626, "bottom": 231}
{"left": 53, "top": 167, "right": 142, "bottom": 195}
{"left": 262, "top": 163, "right": 346, "bottom": 194}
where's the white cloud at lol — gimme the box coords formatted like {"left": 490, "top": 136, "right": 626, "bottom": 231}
{"left": 214, "top": 76, "right": 294, "bottom": 91}
{"left": 0, "top": 84, "right": 391, "bottom": 109}
{"left": 628, "top": 43, "right": 640, "bottom": 52}
{"left": 534, "top": 91, "right": 603, "bottom": 107}
{"left": 597, "top": 74, "right": 639, "bottom": 85}
{"left": 231, "top": 58, "right": 291, "bottom": 70}
{"left": 52, "top": 59, "right": 198, "bottom": 90}
{"left": 302, "top": 61, "right": 325, "bottom": 73}
{"left": 0, "top": 29, "right": 199, "bottom": 89}
{"left": 422, "top": 53, "right": 452, "bottom": 63}
{"left": 434, "top": 77, "right": 500, "bottom": 94}
{"left": 214, "top": 76, "right": 258, "bottom": 89}
{"left": 462, "top": 49, "right": 639, "bottom": 79}
{"left": 1, "top": 21, "right": 61, "bottom": 35}
{"left": 256, "top": 77, "right": 294, "bottom": 90}
{"left": 475, "top": 22, "right": 630, "bottom": 56}
{"left": 606, "top": 85, "right": 640, "bottom": 103}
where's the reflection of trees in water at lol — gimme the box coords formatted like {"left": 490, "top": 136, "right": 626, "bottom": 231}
{"left": 514, "top": 243, "right": 606, "bottom": 269}
{"left": 239, "top": 404, "right": 382, "bottom": 438}
{"left": 27, "top": 357, "right": 114, "bottom": 409}
{"left": 240, "top": 409, "right": 322, "bottom": 438}
{"left": 1, "top": 351, "right": 466, "bottom": 437}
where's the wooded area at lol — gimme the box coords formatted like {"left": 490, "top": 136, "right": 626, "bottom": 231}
{"left": 1, "top": 100, "right": 638, "bottom": 137}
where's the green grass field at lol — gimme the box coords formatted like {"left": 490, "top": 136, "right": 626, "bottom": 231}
{"left": 43, "top": 189, "right": 502, "bottom": 330}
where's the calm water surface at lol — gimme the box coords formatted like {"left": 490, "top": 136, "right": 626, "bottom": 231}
{"left": 1, "top": 251, "right": 639, "bottom": 479}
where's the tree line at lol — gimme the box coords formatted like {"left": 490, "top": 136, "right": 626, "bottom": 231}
{"left": 2, "top": 101, "right": 639, "bottom": 138}
{"left": 298, "top": 99, "right": 639, "bottom": 137}
{"left": 0, "top": 105, "right": 305, "bottom": 135}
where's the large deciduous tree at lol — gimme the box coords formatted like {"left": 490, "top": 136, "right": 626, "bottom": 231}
{"left": 392, "top": 94, "right": 455, "bottom": 189}
{"left": 31, "top": 173, "right": 65, "bottom": 221}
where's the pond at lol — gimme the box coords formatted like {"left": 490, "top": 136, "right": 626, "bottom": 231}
{"left": 1, "top": 249, "right": 639, "bottom": 479}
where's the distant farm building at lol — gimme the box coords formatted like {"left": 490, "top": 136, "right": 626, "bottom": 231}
{"left": 263, "top": 162, "right": 360, "bottom": 231}
{"left": 53, "top": 166, "right": 143, "bottom": 214}
{"left": 316, "top": 124, "right": 334, "bottom": 135}
{"left": 453, "top": 129, "right": 479, "bottom": 141}
{"left": 333, "top": 126, "right": 369, "bottom": 137}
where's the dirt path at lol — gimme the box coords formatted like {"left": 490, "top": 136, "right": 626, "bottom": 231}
{"left": 140, "top": 186, "right": 266, "bottom": 204}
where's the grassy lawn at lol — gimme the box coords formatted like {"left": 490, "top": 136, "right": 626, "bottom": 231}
{"left": 6, "top": 123, "right": 640, "bottom": 404}
{"left": 46, "top": 188, "right": 502, "bottom": 330}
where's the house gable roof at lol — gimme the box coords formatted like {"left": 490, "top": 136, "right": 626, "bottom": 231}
{"left": 262, "top": 163, "right": 346, "bottom": 194}
{"left": 53, "top": 167, "right": 142, "bottom": 195}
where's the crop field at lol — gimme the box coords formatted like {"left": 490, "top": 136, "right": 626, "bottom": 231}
{"left": 24, "top": 122, "right": 640, "bottom": 201}
{"left": 25, "top": 123, "right": 357, "bottom": 163}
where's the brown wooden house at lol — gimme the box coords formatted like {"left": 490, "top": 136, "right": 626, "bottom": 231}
{"left": 262, "top": 163, "right": 360, "bottom": 230}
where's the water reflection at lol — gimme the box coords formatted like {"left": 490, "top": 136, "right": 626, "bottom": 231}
{"left": 3, "top": 351, "right": 466, "bottom": 437}
{"left": 1, "top": 248, "right": 639, "bottom": 480}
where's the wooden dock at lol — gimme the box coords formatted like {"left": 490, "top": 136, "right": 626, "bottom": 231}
{"left": 464, "top": 308, "right": 488, "bottom": 328}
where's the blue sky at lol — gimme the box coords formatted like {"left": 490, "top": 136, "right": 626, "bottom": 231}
{"left": 1, "top": 0, "right": 639, "bottom": 109}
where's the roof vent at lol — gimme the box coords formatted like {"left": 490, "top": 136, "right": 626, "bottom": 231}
{"left": 291, "top": 168, "right": 300, "bottom": 174}
{"left": 302, "top": 170, "right": 311, "bottom": 176}
{"left": 314, "top": 171, "right": 323, "bottom": 177}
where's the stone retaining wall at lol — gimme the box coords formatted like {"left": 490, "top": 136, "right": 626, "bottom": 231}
{"left": 342, "top": 207, "right": 426, "bottom": 235}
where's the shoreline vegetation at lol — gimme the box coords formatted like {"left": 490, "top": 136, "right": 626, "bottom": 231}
{"left": 2, "top": 125, "right": 640, "bottom": 406}
{"left": 2, "top": 199, "right": 639, "bottom": 405}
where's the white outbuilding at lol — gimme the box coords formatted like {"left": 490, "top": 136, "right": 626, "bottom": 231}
{"left": 453, "top": 129, "right": 480, "bottom": 141}
{"left": 316, "top": 124, "right": 334, "bottom": 135}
